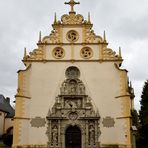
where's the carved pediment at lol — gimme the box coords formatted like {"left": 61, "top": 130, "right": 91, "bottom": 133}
{"left": 61, "top": 13, "right": 84, "bottom": 24}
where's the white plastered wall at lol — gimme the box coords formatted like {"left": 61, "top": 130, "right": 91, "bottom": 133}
{"left": 19, "top": 61, "right": 128, "bottom": 145}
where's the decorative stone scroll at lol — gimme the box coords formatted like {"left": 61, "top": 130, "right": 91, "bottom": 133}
{"left": 49, "top": 29, "right": 60, "bottom": 43}
{"left": 46, "top": 66, "right": 100, "bottom": 148}
{"left": 102, "top": 48, "right": 122, "bottom": 60}
{"left": 61, "top": 13, "right": 84, "bottom": 24}
{"left": 24, "top": 47, "right": 44, "bottom": 61}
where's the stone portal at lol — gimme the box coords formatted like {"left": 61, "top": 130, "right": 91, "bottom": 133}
{"left": 46, "top": 66, "right": 100, "bottom": 148}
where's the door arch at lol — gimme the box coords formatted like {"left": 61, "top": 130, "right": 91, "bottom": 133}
{"left": 65, "top": 126, "right": 81, "bottom": 148}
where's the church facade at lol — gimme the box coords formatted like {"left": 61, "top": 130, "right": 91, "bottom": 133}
{"left": 13, "top": 1, "right": 135, "bottom": 148}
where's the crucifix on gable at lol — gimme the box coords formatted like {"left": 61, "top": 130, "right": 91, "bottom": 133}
{"left": 65, "top": 0, "right": 80, "bottom": 12}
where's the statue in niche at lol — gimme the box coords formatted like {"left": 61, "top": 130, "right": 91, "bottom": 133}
{"left": 52, "top": 126, "right": 58, "bottom": 145}
{"left": 79, "top": 84, "right": 85, "bottom": 94}
{"left": 77, "top": 99, "right": 81, "bottom": 108}
{"left": 60, "top": 83, "right": 65, "bottom": 94}
{"left": 89, "top": 125, "right": 95, "bottom": 145}
{"left": 70, "top": 82, "right": 77, "bottom": 94}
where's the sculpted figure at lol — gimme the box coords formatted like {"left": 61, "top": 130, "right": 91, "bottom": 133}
{"left": 52, "top": 126, "right": 58, "bottom": 144}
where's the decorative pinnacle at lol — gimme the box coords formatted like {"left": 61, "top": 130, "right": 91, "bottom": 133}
{"left": 65, "top": 0, "right": 80, "bottom": 13}
{"left": 88, "top": 12, "right": 91, "bottom": 24}
{"left": 54, "top": 13, "right": 57, "bottom": 24}
{"left": 24, "top": 47, "right": 27, "bottom": 59}
{"left": 103, "top": 30, "right": 107, "bottom": 43}
{"left": 38, "top": 31, "right": 42, "bottom": 43}
{"left": 130, "top": 81, "right": 132, "bottom": 88}
{"left": 119, "top": 47, "right": 122, "bottom": 58}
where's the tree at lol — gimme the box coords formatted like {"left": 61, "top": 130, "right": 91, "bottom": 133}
{"left": 131, "top": 109, "right": 139, "bottom": 127}
{"left": 137, "top": 80, "right": 148, "bottom": 148}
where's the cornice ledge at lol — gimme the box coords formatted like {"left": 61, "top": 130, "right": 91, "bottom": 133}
{"left": 21, "top": 59, "right": 124, "bottom": 63}
{"left": 15, "top": 94, "right": 31, "bottom": 99}
{"left": 115, "top": 93, "right": 131, "bottom": 98}
{"left": 17, "top": 64, "right": 32, "bottom": 73}
{"left": 114, "top": 63, "right": 128, "bottom": 72}
{"left": 13, "top": 116, "right": 30, "bottom": 120}
{"left": 116, "top": 116, "right": 132, "bottom": 119}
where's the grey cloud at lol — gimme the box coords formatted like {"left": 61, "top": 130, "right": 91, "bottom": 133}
{"left": 0, "top": 0, "right": 148, "bottom": 111}
{"left": 113, "top": 15, "right": 148, "bottom": 40}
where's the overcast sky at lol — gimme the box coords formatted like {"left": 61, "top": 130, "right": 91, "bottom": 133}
{"left": 0, "top": 0, "right": 148, "bottom": 111}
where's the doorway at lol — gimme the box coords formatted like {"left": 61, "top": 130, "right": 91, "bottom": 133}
{"left": 65, "top": 126, "right": 81, "bottom": 148}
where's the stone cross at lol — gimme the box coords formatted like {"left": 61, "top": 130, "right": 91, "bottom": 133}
{"left": 65, "top": 0, "right": 80, "bottom": 12}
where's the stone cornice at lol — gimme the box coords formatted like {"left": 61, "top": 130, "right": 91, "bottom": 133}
{"left": 22, "top": 59, "right": 123, "bottom": 63}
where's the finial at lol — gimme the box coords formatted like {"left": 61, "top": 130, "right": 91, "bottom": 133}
{"left": 38, "top": 31, "right": 42, "bottom": 43}
{"left": 54, "top": 13, "right": 57, "bottom": 24}
{"left": 103, "top": 30, "right": 107, "bottom": 43}
{"left": 119, "top": 46, "right": 122, "bottom": 58}
{"left": 24, "top": 47, "right": 27, "bottom": 59}
{"left": 88, "top": 12, "right": 91, "bottom": 24}
{"left": 130, "top": 81, "right": 132, "bottom": 88}
{"left": 96, "top": 109, "right": 99, "bottom": 117}
{"left": 65, "top": 0, "right": 80, "bottom": 13}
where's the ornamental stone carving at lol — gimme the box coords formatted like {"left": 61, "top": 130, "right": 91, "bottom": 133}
{"left": 61, "top": 13, "right": 84, "bottom": 24}
{"left": 24, "top": 47, "right": 44, "bottom": 61}
{"left": 49, "top": 29, "right": 60, "bottom": 43}
{"left": 102, "top": 48, "right": 122, "bottom": 60}
{"left": 46, "top": 66, "right": 100, "bottom": 148}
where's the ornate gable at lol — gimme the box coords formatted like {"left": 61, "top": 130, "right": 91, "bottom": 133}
{"left": 23, "top": 0, "right": 123, "bottom": 63}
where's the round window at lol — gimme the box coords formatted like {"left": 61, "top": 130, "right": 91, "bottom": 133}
{"left": 80, "top": 47, "right": 93, "bottom": 59}
{"left": 66, "top": 30, "right": 79, "bottom": 42}
{"left": 52, "top": 47, "right": 65, "bottom": 59}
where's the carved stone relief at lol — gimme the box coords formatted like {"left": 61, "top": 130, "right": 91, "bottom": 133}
{"left": 49, "top": 28, "right": 60, "bottom": 43}
{"left": 102, "top": 48, "right": 122, "bottom": 60}
{"left": 46, "top": 66, "right": 100, "bottom": 148}
{"left": 61, "top": 13, "right": 84, "bottom": 24}
{"left": 51, "top": 125, "right": 58, "bottom": 146}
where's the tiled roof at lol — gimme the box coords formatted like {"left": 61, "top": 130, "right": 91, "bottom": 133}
{"left": 0, "top": 94, "right": 15, "bottom": 118}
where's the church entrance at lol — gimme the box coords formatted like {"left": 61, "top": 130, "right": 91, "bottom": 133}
{"left": 65, "top": 126, "right": 81, "bottom": 148}
{"left": 46, "top": 66, "right": 100, "bottom": 148}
